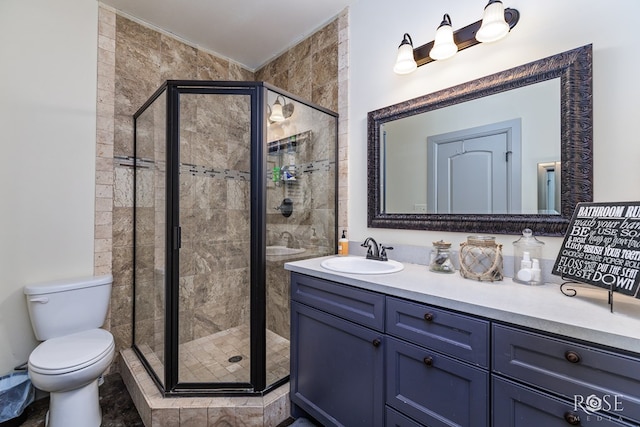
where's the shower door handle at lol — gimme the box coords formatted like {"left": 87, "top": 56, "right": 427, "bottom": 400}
{"left": 173, "top": 226, "right": 182, "bottom": 250}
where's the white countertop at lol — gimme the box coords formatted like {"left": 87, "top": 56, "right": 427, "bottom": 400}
{"left": 285, "top": 255, "right": 640, "bottom": 354}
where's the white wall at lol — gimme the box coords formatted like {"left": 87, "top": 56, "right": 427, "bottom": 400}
{"left": 0, "top": 0, "right": 98, "bottom": 373}
{"left": 349, "top": 0, "right": 640, "bottom": 256}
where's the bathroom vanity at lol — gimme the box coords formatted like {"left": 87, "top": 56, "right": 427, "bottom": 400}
{"left": 285, "top": 256, "right": 640, "bottom": 427}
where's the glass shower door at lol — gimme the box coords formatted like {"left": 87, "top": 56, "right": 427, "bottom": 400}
{"left": 176, "top": 91, "right": 252, "bottom": 386}
{"left": 133, "top": 81, "right": 336, "bottom": 395}
{"left": 133, "top": 90, "right": 167, "bottom": 388}
{"left": 265, "top": 88, "right": 338, "bottom": 389}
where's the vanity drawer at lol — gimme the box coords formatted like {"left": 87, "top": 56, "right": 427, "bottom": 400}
{"left": 493, "top": 377, "right": 633, "bottom": 426}
{"left": 385, "top": 406, "right": 422, "bottom": 427}
{"left": 493, "top": 324, "right": 640, "bottom": 423}
{"left": 386, "top": 297, "right": 489, "bottom": 367}
{"left": 291, "top": 272, "right": 385, "bottom": 331}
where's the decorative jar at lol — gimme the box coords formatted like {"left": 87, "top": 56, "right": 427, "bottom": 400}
{"left": 459, "top": 236, "right": 503, "bottom": 281}
{"left": 429, "top": 240, "right": 455, "bottom": 274}
{"left": 512, "top": 228, "right": 545, "bottom": 285}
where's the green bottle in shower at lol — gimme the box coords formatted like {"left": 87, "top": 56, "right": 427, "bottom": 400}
{"left": 272, "top": 165, "right": 280, "bottom": 182}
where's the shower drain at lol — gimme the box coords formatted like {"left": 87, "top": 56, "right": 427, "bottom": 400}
{"left": 228, "top": 355, "right": 243, "bottom": 363}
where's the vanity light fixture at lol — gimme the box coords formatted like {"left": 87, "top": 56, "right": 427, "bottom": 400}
{"left": 476, "top": 0, "right": 511, "bottom": 43}
{"left": 393, "top": 0, "right": 519, "bottom": 74}
{"left": 429, "top": 14, "right": 458, "bottom": 61}
{"left": 393, "top": 33, "right": 417, "bottom": 75}
{"left": 268, "top": 96, "right": 294, "bottom": 123}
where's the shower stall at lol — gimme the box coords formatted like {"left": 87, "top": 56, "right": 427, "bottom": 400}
{"left": 132, "top": 81, "right": 337, "bottom": 395}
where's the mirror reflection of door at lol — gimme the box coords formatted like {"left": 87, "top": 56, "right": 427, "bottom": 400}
{"left": 427, "top": 119, "right": 522, "bottom": 214}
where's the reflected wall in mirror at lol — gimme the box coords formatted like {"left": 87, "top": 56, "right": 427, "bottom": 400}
{"left": 367, "top": 44, "right": 592, "bottom": 236}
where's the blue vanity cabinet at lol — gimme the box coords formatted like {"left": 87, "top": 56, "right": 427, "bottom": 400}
{"left": 290, "top": 273, "right": 385, "bottom": 427}
{"left": 289, "top": 269, "right": 640, "bottom": 426}
{"left": 493, "top": 324, "right": 640, "bottom": 426}
{"left": 385, "top": 297, "right": 490, "bottom": 427}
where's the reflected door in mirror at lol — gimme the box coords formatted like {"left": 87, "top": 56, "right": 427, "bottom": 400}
{"left": 428, "top": 119, "right": 521, "bottom": 214}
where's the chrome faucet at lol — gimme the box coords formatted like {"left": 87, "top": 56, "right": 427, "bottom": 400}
{"left": 280, "top": 231, "right": 300, "bottom": 249}
{"left": 361, "top": 237, "right": 394, "bottom": 261}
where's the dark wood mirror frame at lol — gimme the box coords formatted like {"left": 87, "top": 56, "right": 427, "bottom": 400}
{"left": 367, "top": 44, "right": 592, "bottom": 236}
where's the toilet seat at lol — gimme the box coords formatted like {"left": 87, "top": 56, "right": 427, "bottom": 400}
{"left": 29, "top": 329, "right": 114, "bottom": 375}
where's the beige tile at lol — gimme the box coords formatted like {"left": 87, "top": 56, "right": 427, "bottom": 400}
{"left": 235, "top": 405, "right": 263, "bottom": 427}
{"left": 152, "top": 408, "right": 180, "bottom": 427}
{"left": 207, "top": 407, "right": 237, "bottom": 426}
{"left": 179, "top": 407, "right": 208, "bottom": 426}
{"left": 263, "top": 393, "right": 290, "bottom": 427}
{"left": 94, "top": 222, "right": 113, "bottom": 239}
{"left": 98, "top": 6, "right": 116, "bottom": 28}
{"left": 96, "top": 156, "right": 113, "bottom": 172}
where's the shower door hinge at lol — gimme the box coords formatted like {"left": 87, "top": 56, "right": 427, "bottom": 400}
{"left": 173, "top": 226, "right": 182, "bottom": 250}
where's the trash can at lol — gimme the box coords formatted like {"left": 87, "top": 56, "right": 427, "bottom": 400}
{"left": 0, "top": 371, "right": 34, "bottom": 426}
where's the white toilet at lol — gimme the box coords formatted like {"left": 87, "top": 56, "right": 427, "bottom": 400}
{"left": 24, "top": 275, "right": 115, "bottom": 427}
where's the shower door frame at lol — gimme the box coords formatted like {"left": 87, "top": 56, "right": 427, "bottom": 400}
{"left": 133, "top": 80, "right": 269, "bottom": 396}
{"left": 132, "top": 80, "right": 339, "bottom": 397}
{"left": 167, "top": 81, "right": 267, "bottom": 395}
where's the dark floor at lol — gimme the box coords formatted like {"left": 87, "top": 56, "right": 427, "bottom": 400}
{"left": 16, "top": 373, "right": 143, "bottom": 427}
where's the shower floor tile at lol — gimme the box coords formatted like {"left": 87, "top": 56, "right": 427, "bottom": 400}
{"left": 139, "top": 324, "right": 290, "bottom": 385}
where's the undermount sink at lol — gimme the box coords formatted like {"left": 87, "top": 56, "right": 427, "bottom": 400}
{"left": 320, "top": 256, "right": 404, "bottom": 275}
{"left": 266, "top": 246, "right": 306, "bottom": 256}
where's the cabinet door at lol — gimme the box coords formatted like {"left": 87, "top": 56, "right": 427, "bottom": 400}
{"left": 386, "top": 337, "right": 489, "bottom": 427}
{"left": 493, "top": 377, "right": 634, "bottom": 426}
{"left": 291, "top": 301, "right": 384, "bottom": 427}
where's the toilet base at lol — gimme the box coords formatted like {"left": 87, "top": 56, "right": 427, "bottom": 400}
{"left": 46, "top": 378, "right": 101, "bottom": 427}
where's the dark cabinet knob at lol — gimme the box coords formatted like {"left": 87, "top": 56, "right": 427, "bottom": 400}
{"left": 563, "top": 411, "right": 580, "bottom": 425}
{"left": 565, "top": 350, "right": 581, "bottom": 364}
{"left": 423, "top": 356, "right": 433, "bottom": 366}
{"left": 372, "top": 338, "right": 381, "bottom": 347}
{"left": 423, "top": 313, "right": 434, "bottom": 322}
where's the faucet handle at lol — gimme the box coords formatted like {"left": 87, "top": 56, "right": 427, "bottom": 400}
{"left": 379, "top": 245, "right": 394, "bottom": 261}
{"left": 360, "top": 241, "right": 372, "bottom": 255}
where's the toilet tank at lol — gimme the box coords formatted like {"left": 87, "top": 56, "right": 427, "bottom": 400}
{"left": 24, "top": 275, "right": 113, "bottom": 341}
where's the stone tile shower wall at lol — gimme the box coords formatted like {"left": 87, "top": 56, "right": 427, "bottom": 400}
{"left": 96, "top": 4, "right": 345, "bottom": 363}
{"left": 256, "top": 11, "right": 348, "bottom": 232}
{"left": 105, "top": 10, "right": 255, "bottom": 358}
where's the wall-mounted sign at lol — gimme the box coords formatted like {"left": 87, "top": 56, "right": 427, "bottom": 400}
{"left": 552, "top": 201, "right": 640, "bottom": 299}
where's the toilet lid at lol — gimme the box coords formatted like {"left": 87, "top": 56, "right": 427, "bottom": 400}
{"left": 29, "top": 329, "right": 114, "bottom": 375}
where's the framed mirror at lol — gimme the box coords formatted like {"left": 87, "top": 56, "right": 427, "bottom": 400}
{"left": 367, "top": 44, "right": 592, "bottom": 236}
